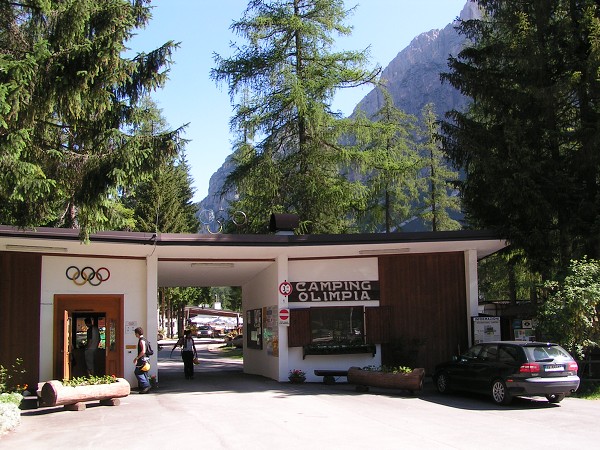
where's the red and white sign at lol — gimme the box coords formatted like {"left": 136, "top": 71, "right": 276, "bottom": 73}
{"left": 279, "top": 308, "right": 290, "bottom": 325}
{"left": 278, "top": 281, "right": 293, "bottom": 296}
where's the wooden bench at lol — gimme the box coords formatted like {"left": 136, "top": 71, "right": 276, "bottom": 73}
{"left": 314, "top": 369, "right": 349, "bottom": 384}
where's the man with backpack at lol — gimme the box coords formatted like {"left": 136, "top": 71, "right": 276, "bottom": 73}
{"left": 133, "top": 327, "right": 152, "bottom": 394}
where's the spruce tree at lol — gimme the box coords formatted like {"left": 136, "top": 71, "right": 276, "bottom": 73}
{"left": 0, "top": 0, "right": 183, "bottom": 238}
{"left": 440, "top": 0, "right": 600, "bottom": 276}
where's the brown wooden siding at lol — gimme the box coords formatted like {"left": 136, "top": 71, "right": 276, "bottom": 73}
{"left": 365, "top": 306, "right": 391, "bottom": 344}
{"left": 379, "top": 252, "right": 467, "bottom": 374}
{"left": 288, "top": 308, "right": 311, "bottom": 347}
{"left": 0, "top": 251, "right": 41, "bottom": 389}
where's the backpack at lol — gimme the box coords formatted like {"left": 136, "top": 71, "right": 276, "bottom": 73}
{"left": 144, "top": 338, "right": 154, "bottom": 357}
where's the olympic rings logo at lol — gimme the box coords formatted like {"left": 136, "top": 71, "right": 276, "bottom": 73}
{"left": 198, "top": 209, "right": 247, "bottom": 234}
{"left": 66, "top": 266, "right": 111, "bottom": 286}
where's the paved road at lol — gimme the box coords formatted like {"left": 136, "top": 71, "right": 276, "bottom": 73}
{"left": 3, "top": 343, "right": 600, "bottom": 449}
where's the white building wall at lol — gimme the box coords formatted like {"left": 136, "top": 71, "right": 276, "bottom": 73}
{"left": 287, "top": 258, "right": 380, "bottom": 383}
{"left": 242, "top": 261, "right": 280, "bottom": 380}
{"left": 40, "top": 255, "right": 151, "bottom": 386}
{"left": 465, "top": 249, "right": 479, "bottom": 347}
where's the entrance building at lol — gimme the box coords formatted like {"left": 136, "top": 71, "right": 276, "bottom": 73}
{"left": 0, "top": 226, "right": 506, "bottom": 388}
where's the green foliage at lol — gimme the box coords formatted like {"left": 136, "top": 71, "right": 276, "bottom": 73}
{"left": 0, "top": 358, "right": 26, "bottom": 394}
{"left": 348, "top": 88, "right": 422, "bottom": 232}
{"left": 0, "top": 0, "right": 184, "bottom": 238}
{"left": 537, "top": 258, "right": 600, "bottom": 358}
{"left": 362, "top": 365, "right": 413, "bottom": 374}
{"left": 440, "top": 0, "right": 600, "bottom": 276}
{"left": 478, "top": 249, "right": 542, "bottom": 303}
{"left": 418, "top": 103, "right": 461, "bottom": 231}
{"left": 573, "top": 380, "right": 600, "bottom": 399}
{"left": 61, "top": 375, "right": 118, "bottom": 387}
{"left": 211, "top": 0, "right": 380, "bottom": 234}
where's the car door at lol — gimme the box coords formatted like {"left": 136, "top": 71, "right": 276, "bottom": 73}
{"left": 449, "top": 344, "right": 484, "bottom": 390}
{"left": 470, "top": 344, "right": 499, "bottom": 393}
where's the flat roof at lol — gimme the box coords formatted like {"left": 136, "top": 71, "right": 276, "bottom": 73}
{"left": 0, "top": 226, "right": 508, "bottom": 287}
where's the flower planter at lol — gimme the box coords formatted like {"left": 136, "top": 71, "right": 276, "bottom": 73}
{"left": 347, "top": 367, "right": 425, "bottom": 394}
{"left": 39, "top": 378, "right": 130, "bottom": 411}
{"left": 288, "top": 376, "right": 306, "bottom": 384}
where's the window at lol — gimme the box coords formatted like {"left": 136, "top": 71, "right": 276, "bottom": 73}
{"left": 498, "top": 345, "right": 519, "bottom": 363}
{"left": 310, "top": 306, "right": 364, "bottom": 346}
{"left": 479, "top": 344, "right": 498, "bottom": 361}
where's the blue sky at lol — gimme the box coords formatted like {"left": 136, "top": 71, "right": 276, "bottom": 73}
{"left": 129, "top": 0, "right": 467, "bottom": 202}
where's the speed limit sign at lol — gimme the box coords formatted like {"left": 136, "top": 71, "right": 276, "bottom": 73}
{"left": 279, "top": 281, "right": 293, "bottom": 296}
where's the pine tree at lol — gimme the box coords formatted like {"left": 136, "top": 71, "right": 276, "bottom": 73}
{"left": 211, "top": 0, "right": 380, "bottom": 234}
{"left": 440, "top": 0, "right": 600, "bottom": 276}
{"left": 0, "top": 0, "right": 184, "bottom": 239}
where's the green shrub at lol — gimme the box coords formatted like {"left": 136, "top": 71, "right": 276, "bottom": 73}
{"left": 61, "top": 375, "right": 118, "bottom": 387}
{"left": 362, "top": 365, "right": 413, "bottom": 374}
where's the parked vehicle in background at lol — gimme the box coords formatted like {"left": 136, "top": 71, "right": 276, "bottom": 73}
{"left": 197, "top": 325, "right": 215, "bottom": 338}
{"left": 231, "top": 334, "right": 243, "bottom": 348}
{"left": 433, "top": 341, "right": 580, "bottom": 405}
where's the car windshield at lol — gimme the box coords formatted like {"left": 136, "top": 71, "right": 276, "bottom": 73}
{"left": 525, "top": 345, "right": 573, "bottom": 362}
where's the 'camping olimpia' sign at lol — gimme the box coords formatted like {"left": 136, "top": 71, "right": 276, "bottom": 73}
{"left": 288, "top": 281, "right": 380, "bottom": 302}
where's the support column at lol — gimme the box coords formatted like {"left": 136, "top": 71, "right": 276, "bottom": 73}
{"left": 146, "top": 252, "right": 158, "bottom": 370}
{"left": 465, "top": 249, "right": 479, "bottom": 347}
{"left": 277, "top": 254, "right": 289, "bottom": 382}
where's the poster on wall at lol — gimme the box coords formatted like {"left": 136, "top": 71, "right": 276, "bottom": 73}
{"left": 264, "top": 305, "right": 279, "bottom": 357}
{"left": 473, "top": 316, "right": 501, "bottom": 344}
{"left": 246, "top": 308, "right": 263, "bottom": 349}
{"left": 513, "top": 318, "right": 536, "bottom": 341}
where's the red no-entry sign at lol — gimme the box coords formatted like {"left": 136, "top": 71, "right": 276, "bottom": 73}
{"left": 279, "top": 308, "right": 289, "bottom": 320}
{"left": 279, "top": 308, "right": 290, "bottom": 325}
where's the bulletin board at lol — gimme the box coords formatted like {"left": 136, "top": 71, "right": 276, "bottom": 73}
{"left": 264, "top": 305, "right": 279, "bottom": 357}
{"left": 246, "top": 308, "right": 263, "bottom": 349}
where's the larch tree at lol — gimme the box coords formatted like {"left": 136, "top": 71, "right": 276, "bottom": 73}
{"left": 0, "top": 0, "right": 184, "bottom": 239}
{"left": 419, "top": 103, "right": 461, "bottom": 231}
{"left": 211, "top": 0, "right": 380, "bottom": 234}
{"left": 440, "top": 0, "right": 600, "bottom": 277}
{"left": 349, "top": 88, "right": 421, "bottom": 233}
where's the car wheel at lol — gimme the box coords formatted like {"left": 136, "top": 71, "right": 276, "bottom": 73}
{"left": 491, "top": 379, "right": 512, "bottom": 405}
{"left": 546, "top": 393, "right": 565, "bottom": 403}
{"left": 435, "top": 372, "right": 451, "bottom": 394}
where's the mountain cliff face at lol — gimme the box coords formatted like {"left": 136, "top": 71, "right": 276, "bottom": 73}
{"left": 198, "top": 1, "right": 480, "bottom": 227}
{"left": 355, "top": 1, "right": 479, "bottom": 120}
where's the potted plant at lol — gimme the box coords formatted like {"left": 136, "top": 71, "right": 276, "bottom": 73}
{"left": 347, "top": 365, "right": 425, "bottom": 394}
{"left": 288, "top": 369, "right": 306, "bottom": 383}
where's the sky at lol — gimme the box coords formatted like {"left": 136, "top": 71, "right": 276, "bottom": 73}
{"left": 129, "top": 0, "right": 468, "bottom": 202}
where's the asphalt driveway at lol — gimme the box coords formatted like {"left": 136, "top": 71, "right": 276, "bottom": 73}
{"left": 3, "top": 344, "right": 600, "bottom": 449}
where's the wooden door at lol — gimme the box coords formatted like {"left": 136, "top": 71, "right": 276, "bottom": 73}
{"left": 63, "top": 311, "right": 72, "bottom": 380}
{"left": 54, "top": 295, "right": 124, "bottom": 379}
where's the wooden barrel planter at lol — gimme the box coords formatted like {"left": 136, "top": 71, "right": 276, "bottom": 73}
{"left": 40, "top": 378, "right": 130, "bottom": 411}
{"left": 347, "top": 367, "right": 425, "bottom": 394}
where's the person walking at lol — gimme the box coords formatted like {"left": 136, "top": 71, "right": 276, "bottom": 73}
{"left": 133, "top": 327, "right": 151, "bottom": 393}
{"left": 171, "top": 329, "right": 197, "bottom": 379}
{"left": 84, "top": 317, "right": 100, "bottom": 376}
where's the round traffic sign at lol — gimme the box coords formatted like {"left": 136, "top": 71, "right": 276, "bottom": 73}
{"left": 279, "top": 281, "right": 293, "bottom": 296}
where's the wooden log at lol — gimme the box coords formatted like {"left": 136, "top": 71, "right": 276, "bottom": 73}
{"left": 348, "top": 367, "right": 425, "bottom": 392}
{"left": 40, "top": 378, "right": 130, "bottom": 407}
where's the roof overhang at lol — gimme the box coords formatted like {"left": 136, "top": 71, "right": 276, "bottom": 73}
{"left": 0, "top": 226, "right": 508, "bottom": 287}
